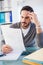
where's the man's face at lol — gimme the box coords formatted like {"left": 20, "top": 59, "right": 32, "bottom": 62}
{"left": 20, "top": 10, "right": 31, "bottom": 29}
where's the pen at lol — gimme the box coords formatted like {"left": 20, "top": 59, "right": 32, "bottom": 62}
{"left": 0, "top": 54, "right": 6, "bottom": 57}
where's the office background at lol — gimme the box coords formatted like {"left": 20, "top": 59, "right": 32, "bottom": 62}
{"left": 0, "top": 0, "right": 43, "bottom": 28}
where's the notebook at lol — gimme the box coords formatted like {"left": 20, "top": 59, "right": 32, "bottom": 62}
{"left": 0, "top": 24, "right": 26, "bottom": 60}
{"left": 22, "top": 48, "right": 43, "bottom": 65}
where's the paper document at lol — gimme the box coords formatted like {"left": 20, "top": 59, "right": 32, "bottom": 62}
{"left": 0, "top": 49, "right": 23, "bottom": 60}
{"left": 0, "top": 25, "right": 25, "bottom": 60}
{"left": 23, "top": 48, "right": 43, "bottom": 65}
{"left": 23, "top": 48, "right": 43, "bottom": 61}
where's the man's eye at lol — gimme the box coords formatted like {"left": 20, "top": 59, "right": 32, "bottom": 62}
{"left": 25, "top": 17, "right": 29, "bottom": 19}
{"left": 21, "top": 17, "right": 24, "bottom": 18}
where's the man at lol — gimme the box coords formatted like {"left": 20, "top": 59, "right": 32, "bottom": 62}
{"left": 2, "top": 6, "right": 43, "bottom": 54}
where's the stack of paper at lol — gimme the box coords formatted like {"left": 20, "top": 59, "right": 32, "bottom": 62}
{"left": 0, "top": 25, "right": 26, "bottom": 60}
{"left": 22, "top": 48, "right": 43, "bottom": 65}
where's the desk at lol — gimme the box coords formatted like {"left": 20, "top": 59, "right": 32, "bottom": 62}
{"left": 0, "top": 47, "right": 39, "bottom": 65}
{"left": 0, "top": 56, "right": 25, "bottom": 65}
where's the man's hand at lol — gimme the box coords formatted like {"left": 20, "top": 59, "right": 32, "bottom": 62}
{"left": 2, "top": 45, "right": 13, "bottom": 54}
{"left": 28, "top": 12, "right": 40, "bottom": 27}
{"left": 28, "top": 12, "right": 43, "bottom": 33}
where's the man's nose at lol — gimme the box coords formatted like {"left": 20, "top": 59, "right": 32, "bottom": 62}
{"left": 23, "top": 18, "right": 26, "bottom": 22}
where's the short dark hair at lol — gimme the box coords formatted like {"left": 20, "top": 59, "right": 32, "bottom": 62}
{"left": 20, "top": 6, "right": 34, "bottom": 14}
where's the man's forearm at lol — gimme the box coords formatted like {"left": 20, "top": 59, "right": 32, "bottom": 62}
{"left": 36, "top": 26, "right": 43, "bottom": 34}
{"left": 36, "top": 21, "right": 43, "bottom": 34}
